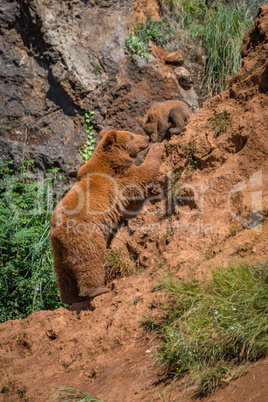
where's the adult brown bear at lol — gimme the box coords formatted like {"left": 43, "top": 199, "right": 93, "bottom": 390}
{"left": 50, "top": 130, "right": 164, "bottom": 306}
{"left": 137, "top": 100, "right": 191, "bottom": 142}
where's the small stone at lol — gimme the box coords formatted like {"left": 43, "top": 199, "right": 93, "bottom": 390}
{"left": 175, "top": 67, "right": 192, "bottom": 88}
{"left": 151, "top": 45, "right": 185, "bottom": 65}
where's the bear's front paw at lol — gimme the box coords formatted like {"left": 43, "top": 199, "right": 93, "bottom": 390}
{"left": 148, "top": 143, "right": 165, "bottom": 158}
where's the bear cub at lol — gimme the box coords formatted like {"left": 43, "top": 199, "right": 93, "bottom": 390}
{"left": 137, "top": 99, "right": 191, "bottom": 142}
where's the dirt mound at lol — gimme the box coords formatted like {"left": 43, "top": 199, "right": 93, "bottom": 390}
{"left": 0, "top": 271, "right": 166, "bottom": 401}
{"left": 0, "top": 4, "right": 268, "bottom": 402}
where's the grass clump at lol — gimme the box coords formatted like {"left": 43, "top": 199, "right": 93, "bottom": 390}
{"left": 191, "top": 1, "right": 258, "bottom": 95}
{"left": 209, "top": 109, "right": 231, "bottom": 137}
{"left": 161, "top": 0, "right": 262, "bottom": 97}
{"left": 104, "top": 249, "right": 136, "bottom": 282}
{"left": 142, "top": 261, "right": 268, "bottom": 396}
{"left": 184, "top": 141, "right": 197, "bottom": 167}
{"left": 125, "top": 15, "right": 174, "bottom": 60}
{"left": 229, "top": 224, "right": 239, "bottom": 236}
{"left": 0, "top": 158, "right": 66, "bottom": 323}
{"left": 51, "top": 386, "right": 101, "bottom": 401}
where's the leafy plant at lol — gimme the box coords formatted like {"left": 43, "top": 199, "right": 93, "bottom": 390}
{"left": 1, "top": 379, "right": 27, "bottom": 400}
{"left": 184, "top": 141, "right": 197, "bottom": 167}
{"left": 0, "top": 158, "right": 67, "bottom": 323}
{"left": 210, "top": 110, "right": 231, "bottom": 137}
{"left": 171, "top": 171, "right": 183, "bottom": 196}
{"left": 125, "top": 15, "right": 174, "bottom": 60}
{"left": 51, "top": 386, "right": 101, "bottom": 402}
{"left": 104, "top": 249, "right": 136, "bottom": 283}
{"left": 198, "top": 1, "right": 261, "bottom": 95}
{"left": 142, "top": 261, "right": 268, "bottom": 396}
{"left": 90, "top": 60, "right": 103, "bottom": 73}
{"left": 125, "top": 31, "right": 149, "bottom": 60}
{"left": 135, "top": 15, "right": 174, "bottom": 48}
{"left": 79, "top": 111, "right": 96, "bottom": 162}
{"left": 170, "top": 142, "right": 197, "bottom": 196}
{"left": 229, "top": 224, "right": 239, "bottom": 236}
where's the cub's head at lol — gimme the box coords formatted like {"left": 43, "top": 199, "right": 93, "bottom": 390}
{"left": 137, "top": 112, "right": 158, "bottom": 142}
{"left": 99, "top": 130, "right": 149, "bottom": 158}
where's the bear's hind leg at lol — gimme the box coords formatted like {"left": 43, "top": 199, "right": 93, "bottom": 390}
{"left": 57, "top": 271, "right": 89, "bottom": 305}
{"left": 76, "top": 237, "right": 111, "bottom": 299}
{"left": 169, "top": 109, "right": 185, "bottom": 135}
{"left": 52, "top": 237, "right": 89, "bottom": 305}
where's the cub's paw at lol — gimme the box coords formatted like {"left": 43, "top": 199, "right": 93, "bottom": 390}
{"left": 169, "top": 127, "right": 182, "bottom": 135}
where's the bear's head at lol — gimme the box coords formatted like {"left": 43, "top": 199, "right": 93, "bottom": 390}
{"left": 137, "top": 112, "right": 158, "bottom": 142}
{"left": 99, "top": 130, "right": 149, "bottom": 158}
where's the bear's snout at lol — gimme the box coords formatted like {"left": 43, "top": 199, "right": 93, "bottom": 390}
{"left": 141, "top": 136, "right": 150, "bottom": 149}
{"left": 135, "top": 134, "right": 149, "bottom": 150}
{"left": 144, "top": 136, "right": 150, "bottom": 145}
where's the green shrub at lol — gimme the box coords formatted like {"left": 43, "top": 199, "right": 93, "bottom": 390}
{"left": 125, "top": 15, "right": 174, "bottom": 60}
{"left": 0, "top": 158, "right": 66, "bottom": 323}
{"left": 142, "top": 261, "right": 268, "bottom": 396}
{"left": 125, "top": 31, "right": 149, "bottom": 60}
{"left": 135, "top": 15, "right": 174, "bottom": 48}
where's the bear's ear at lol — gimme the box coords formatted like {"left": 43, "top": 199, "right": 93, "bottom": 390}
{"left": 102, "top": 130, "right": 117, "bottom": 149}
{"left": 136, "top": 117, "right": 144, "bottom": 127}
{"left": 99, "top": 130, "right": 108, "bottom": 138}
{"left": 147, "top": 112, "right": 157, "bottom": 123}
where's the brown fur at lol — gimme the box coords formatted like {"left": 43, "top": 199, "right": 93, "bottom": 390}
{"left": 50, "top": 130, "right": 164, "bottom": 305}
{"left": 137, "top": 100, "right": 191, "bottom": 142}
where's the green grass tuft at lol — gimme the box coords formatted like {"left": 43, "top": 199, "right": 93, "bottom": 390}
{"left": 209, "top": 109, "right": 231, "bottom": 137}
{"left": 104, "top": 249, "right": 136, "bottom": 283}
{"left": 142, "top": 261, "right": 268, "bottom": 396}
{"left": 51, "top": 386, "right": 101, "bottom": 402}
{"left": 184, "top": 141, "right": 197, "bottom": 167}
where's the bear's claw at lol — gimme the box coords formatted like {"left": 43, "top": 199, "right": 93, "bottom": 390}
{"left": 84, "top": 287, "right": 111, "bottom": 298}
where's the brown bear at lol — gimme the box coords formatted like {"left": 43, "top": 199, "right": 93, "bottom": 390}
{"left": 50, "top": 129, "right": 164, "bottom": 306}
{"left": 137, "top": 100, "right": 191, "bottom": 142}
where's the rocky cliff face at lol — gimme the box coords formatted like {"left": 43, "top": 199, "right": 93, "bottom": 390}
{"left": 0, "top": 0, "right": 198, "bottom": 172}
